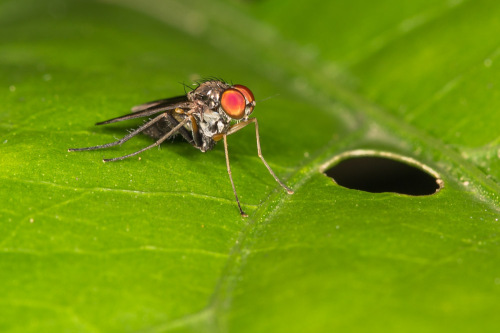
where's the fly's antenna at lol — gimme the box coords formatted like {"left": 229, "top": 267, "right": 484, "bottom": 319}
{"left": 256, "top": 93, "right": 279, "bottom": 103}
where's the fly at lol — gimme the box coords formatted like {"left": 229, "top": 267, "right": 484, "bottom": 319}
{"left": 68, "top": 80, "right": 294, "bottom": 216}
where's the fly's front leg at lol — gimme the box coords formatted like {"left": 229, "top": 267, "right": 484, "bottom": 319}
{"left": 222, "top": 134, "right": 248, "bottom": 217}
{"left": 225, "top": 118, "right": 294, "bottom": 194}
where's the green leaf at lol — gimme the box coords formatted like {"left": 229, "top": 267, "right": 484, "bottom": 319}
{"left": 1, "top": 0, "right": 499, "bottom": 332}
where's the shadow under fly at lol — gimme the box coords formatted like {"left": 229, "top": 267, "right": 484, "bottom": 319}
{"left": 68, "top": 79, "right": 294, "bottom": 216}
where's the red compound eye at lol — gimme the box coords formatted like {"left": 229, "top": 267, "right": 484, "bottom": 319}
{"left": 221, "top": 88, "right": 246, "bottom": 119}
{"left": 233, "top": 84, "right": 255, "bottom": 114}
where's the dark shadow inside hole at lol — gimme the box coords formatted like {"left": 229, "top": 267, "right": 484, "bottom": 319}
{"left": 325, "top": 156, "right": 440, "bottom": 195}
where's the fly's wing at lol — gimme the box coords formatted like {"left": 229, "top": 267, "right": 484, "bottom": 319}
{"left": 130, "top": 95, "right": 190, "bottom": 112}
{"left": 96, "top": 95, "right": 190, "bottom": 126}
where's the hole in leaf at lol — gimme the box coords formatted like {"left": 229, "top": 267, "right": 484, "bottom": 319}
{"left": 323, "top": 151, "right": 442, "bottom": 195}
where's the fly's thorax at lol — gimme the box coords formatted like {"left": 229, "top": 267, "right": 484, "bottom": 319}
{"left": 194, "top": 108, "right": 232, "bottom": 152}
{"left": 188, "top": 80, "right": 230, "bottom": 110}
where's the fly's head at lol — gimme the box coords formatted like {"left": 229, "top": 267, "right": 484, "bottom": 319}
{"left": 219, "top": 84, "right": 256, "bottom": 121}
{"left": 189, "top": 80, "right": 256, "bottom": 122}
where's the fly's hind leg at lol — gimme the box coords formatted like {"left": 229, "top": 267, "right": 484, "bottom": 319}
{"left": 68, "top": 112, "right": 170, "bottom": 152}
{"left": 103, "top": 117, "right": 191, "bottom": 162}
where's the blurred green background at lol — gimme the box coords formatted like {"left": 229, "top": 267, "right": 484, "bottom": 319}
{"left": 1, "top": 0, "right": 499, "bottom": 332}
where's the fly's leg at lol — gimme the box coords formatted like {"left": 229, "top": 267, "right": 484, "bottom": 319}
{"left": 165, "top": 113, "right": 195, "bottom": 146}
{"left": 225, "top": 118, "right": 294, "bottom": 194}
{"left": 189, "top": 115, "right": 203, "bottom": 148}
{"left": 223, "top": 134, "right": 248, "bottom": 217}
{"left": 68, "top": 112, "right": 171, "bottom": 152}
{"left": 251, "top": 118, "right": 294, "bottom": 194}
{"left": 103, "top": 117, "right": 191, "bottom": 162}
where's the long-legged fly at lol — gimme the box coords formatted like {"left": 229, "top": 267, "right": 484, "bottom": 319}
{"left": 68, "top": 79, "right": 294, "bottom": 216}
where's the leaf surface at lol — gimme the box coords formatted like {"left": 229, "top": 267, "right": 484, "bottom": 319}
{"left": 0, "top": 0, "right": 499, "bottom": 332}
